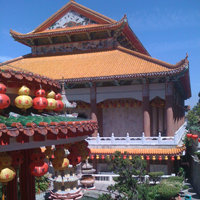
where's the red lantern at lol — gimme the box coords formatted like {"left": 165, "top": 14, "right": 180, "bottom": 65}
{"left": 91, "top": 155, "right": 94, "bottom": 160}
{"left": 158, "top": 156, "right": 162, "bottom": 161}
{"left": 0, "top": 83, "right": 10, "bottom": 109}
{"left": 54, "top": 93, "right": 64, "bottom": 111}
{"left": 186, "top": 133, "right": 192, "bottom": 138}
{"left": 69, "top": 145, "right": 79, "bottom": 154}
{"left": 33, "top": 89, "right": 48, "bottom": 111}
{"left": 67, "top": 153, "right": 81, "bottom": 166}
{"left": 29, "top": 148, "right": 48, "bottom": 177}
{"left": 171, "top": 156, "right": 175, "bottom": 161}
{"left": 101, "top": 155, "right": 105, "bottom": 160}
{"left": 123, "top": 155, "right": 126, "bottom": 159}
{"left": 146, "top": 156, "right": 150, "bottom": 161}
{"left": 198, "top": 138, "right": 200, "bottom": 143}
{"left": 192, "top": 135, "right": 198, "bottom": 140}
{"left": 10, "top": 152, "right": 24, "bottom": 166}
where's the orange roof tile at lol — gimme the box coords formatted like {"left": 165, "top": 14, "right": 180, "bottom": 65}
{"left": 90, "top": 146, "right": 186, "bottom": 156}
{"left": 1, "top": 46, "right": 188, "bottom": 82}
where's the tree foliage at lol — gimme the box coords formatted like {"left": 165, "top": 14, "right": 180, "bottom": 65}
{"left": 99, "top": 151, "right": 147, "bottom": 200}
{"left": 186, "top": 102, "right": 200, "bottom": 132}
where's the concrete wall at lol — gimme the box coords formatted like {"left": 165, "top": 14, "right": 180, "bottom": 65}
{"left": 102, "top": 106, "right": 143, "bottom": 137}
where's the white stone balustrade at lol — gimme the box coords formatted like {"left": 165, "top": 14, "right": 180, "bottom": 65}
{"left": 86, "top": 122, "right": 187, "bottom": 146}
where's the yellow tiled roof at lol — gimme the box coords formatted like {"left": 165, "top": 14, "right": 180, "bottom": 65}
{"left": 90, "top": 145, "right": 186, "bottom": 155}
{"left": 1, "top": 46, "right": 187, "bottom": 82}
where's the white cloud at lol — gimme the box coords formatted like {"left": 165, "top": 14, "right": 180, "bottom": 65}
{"left": 0, "top": 56, "right": 13, "bottom": 62}
{"left": 129, "top": 8, "right": 200, "bottom": 31}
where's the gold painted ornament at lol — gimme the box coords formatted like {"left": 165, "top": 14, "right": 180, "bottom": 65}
{"left": 46, "top": 91, "right": 57, "bottom": 110}
{"left": 52, "top": 158, "right": 69, "bottom": 171}
{"left": 15, "top": 85, "right": 33, "bottom": 110}
{"left": 0, "top": 166, "right": 16, "bottom": 183}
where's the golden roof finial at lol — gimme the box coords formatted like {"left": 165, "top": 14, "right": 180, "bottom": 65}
{"left": 70, "top": 0, "right": 75, "bottom": 2}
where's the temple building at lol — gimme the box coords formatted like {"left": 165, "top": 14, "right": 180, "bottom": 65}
{"left": 1, "top": 0, "right": 191, "bottom": 174}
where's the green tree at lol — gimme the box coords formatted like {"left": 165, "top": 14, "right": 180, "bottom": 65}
{"left": 98, "top": 151, "right": 147, "bottom": 200}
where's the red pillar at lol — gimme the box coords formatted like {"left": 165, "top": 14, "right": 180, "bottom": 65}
{"left": 20, "top": 149, "right": 35, "bottom": 200}
{"left": 142, "top": 79, "right": 151, "bottom": 136}
{"left": 165, "top": 80, "right": 174, "bottom": 136}
{"left": 90, "top": 82, "right": 98, "bottom": 136}
{"left": 7, "top": 173, "right": 18, "bottom": 200}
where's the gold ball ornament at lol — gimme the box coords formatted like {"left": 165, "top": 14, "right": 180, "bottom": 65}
{"left": 18, "top": 85, "right": 30, "bottom": 95}
{"left": 15, "top": 95, "right": 33, "bottom": 109}
{"left": 0, "top": 166, "right": 16, "bottom": 184}
{"left": 52, "top": 157, "right": 69, "bottom": 171}
{"left": 54, "top": 148, "right": 65, "bottom": 158}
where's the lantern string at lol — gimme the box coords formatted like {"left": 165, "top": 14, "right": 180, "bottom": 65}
{"left": 2, "top": 185, "right": 5, "bottom": 200}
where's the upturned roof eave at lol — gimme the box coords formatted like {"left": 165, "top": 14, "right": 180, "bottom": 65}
{"left": 9, "top": 16, "right": 126, "bottom": 40}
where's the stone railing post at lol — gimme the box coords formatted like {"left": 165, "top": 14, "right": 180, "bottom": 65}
{"left": 111, "top": 133, "right": 115, "bottom": 144}
{"left": 174, "top": 132, "right": 178, "bottom": 144}
{"left": 158, "top": 132, "right": 162, "bottom": 144}
{"left": 142, "top": 132, "right": 145, "bottom": 144}
{"left": 126, "top": 133, "right": 130, "bottom": 144}
{"left": 97, "top": 133, "right": 100, "bottom": 144}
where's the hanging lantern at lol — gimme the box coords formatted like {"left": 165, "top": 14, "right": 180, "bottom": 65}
{"left": 29, "top": 148, "right": 48, "bottom": 177}
{"left": 141, "top": 156, "right": 144, "bottom": 160}
{"left": 106, "top": 155, "right": 110, "bottom": 159}
{"left": 0, "top": 166, "right": 16, "bottom": 183}
{"left": 164, "top": 156, "right": 168, "bottom": 161}
{"left": 186, "top": 133, "right": 192, "bottom": 139}
{"left": 15, "top": 85, "right": 33, "bottom": 110}
{"left": 46, "top": 90, "right": 57, "bottom": 111}
{"left": 0, "top": 155, "right": 12, "bottom": 167}
{"left": 96, "top": 155, "right": 99, "bottom": 160}
{"left": 192, "top": 135, "right": 198, "bottom": 140}
{"left": 101, "top": 155, "right": 105, "bottom": 160}
{"left": 158, "top": 156, "right": 162, "bottom": 161}
{"left": 78, "top": 149, "right": 89, "bottom": 162}
{"left": 76, "top": 140, "right": 88, "bottom": 151}
{"left": 33, "top": 88, "right": 48, "bottom": 111}
{"left": 146, "top": 156, "right": 150, "bottom": 161}
{"left": 152, "top": 156, "right": 156, "bottom": 161}
{"left": 67, "top": 153, "right": 81, "bottom": 166}
{"left": 171, "top": 156, "right": 175, "bottom": 161}
{"left": 129, "top": 155, "right": 132, "bottom": 160}
{"left": 52, "top": 146, "right": 69, "bottom": 171}
{"left": 177, "top": 155, "right": 181, "bottom": 160}
{"left": 122, "top": 155, "right": 126, "bottom": 160}
{"left": 198, "top": 138, "right": 200, "bottom": 143}
{"left": 91, "top": 155, "right": 94, "bottom": 160}
{"left": 54, "top": 93, "right": 64, "bottom": 111}
{"left": 64, "top": 143, "right": 72, "bottom": 150}
{"left": 44, "top": 146, "right": 53, "bottom": 159}
{"left": 10, "top": 151, "right": 24, "bottom": 166}
{"left": 69, "top": 144, "right": 79, "bottom": 154}
{"left": 0, "top": 83, "right": 10, "bottom": 110}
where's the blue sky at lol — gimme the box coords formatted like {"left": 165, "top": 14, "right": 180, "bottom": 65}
{"left": 0, "top": 0, "right": 200, "bottom": 108}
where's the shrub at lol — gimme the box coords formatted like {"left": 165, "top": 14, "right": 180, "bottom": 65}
{"left": 157, "top": 179, "right": 182, "bottom": 199}
{"left": 168, "top": 176, "right": 184, "bottom": 183}
{"left": 148, "top": 171, "right": 164, "bottom": 184}
{"left": 35, "top": 176, "right": 50, "bottom": 194}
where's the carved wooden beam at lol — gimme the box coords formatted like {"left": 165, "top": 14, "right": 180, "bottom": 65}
{"left": 107, "top": 30, "right": 111, "bottom": 37}
{"left": 47, "top": 37, "right": 53, "bottom": 44}
{"left": 29, "top": 39, "right": 34, "bottom": 46}
{"left": 66, "top": 35, "right": 71, "bottom": 42}
{"left": 86, "top": 32, "right": 91, "bottom": 40}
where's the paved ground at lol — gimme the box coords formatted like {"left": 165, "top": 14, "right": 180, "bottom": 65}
{"left": 179, "top": 183, "right": 200, "bottom": 200}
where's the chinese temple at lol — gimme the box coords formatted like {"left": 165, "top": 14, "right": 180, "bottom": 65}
{"left": 1, "top": 0, "right": 191, "bottom": 177}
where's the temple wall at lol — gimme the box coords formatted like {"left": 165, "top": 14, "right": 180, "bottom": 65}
{"left": 102, "top": 106, "right": 143, "bottom": 137}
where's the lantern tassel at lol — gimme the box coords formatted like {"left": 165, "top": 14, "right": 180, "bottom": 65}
{"left": 2, "top": 185, "right": 5, "bottom": 200}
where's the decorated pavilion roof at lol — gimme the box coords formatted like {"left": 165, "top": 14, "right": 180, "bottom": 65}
{"left": 0, "top": 113, "right": 98, "bottom": 147}
{"left": 90, "top": 145, "right": 186, "bottom": 156}
{"left": 9, "top": 0, "right": 149, "bottom": 55}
